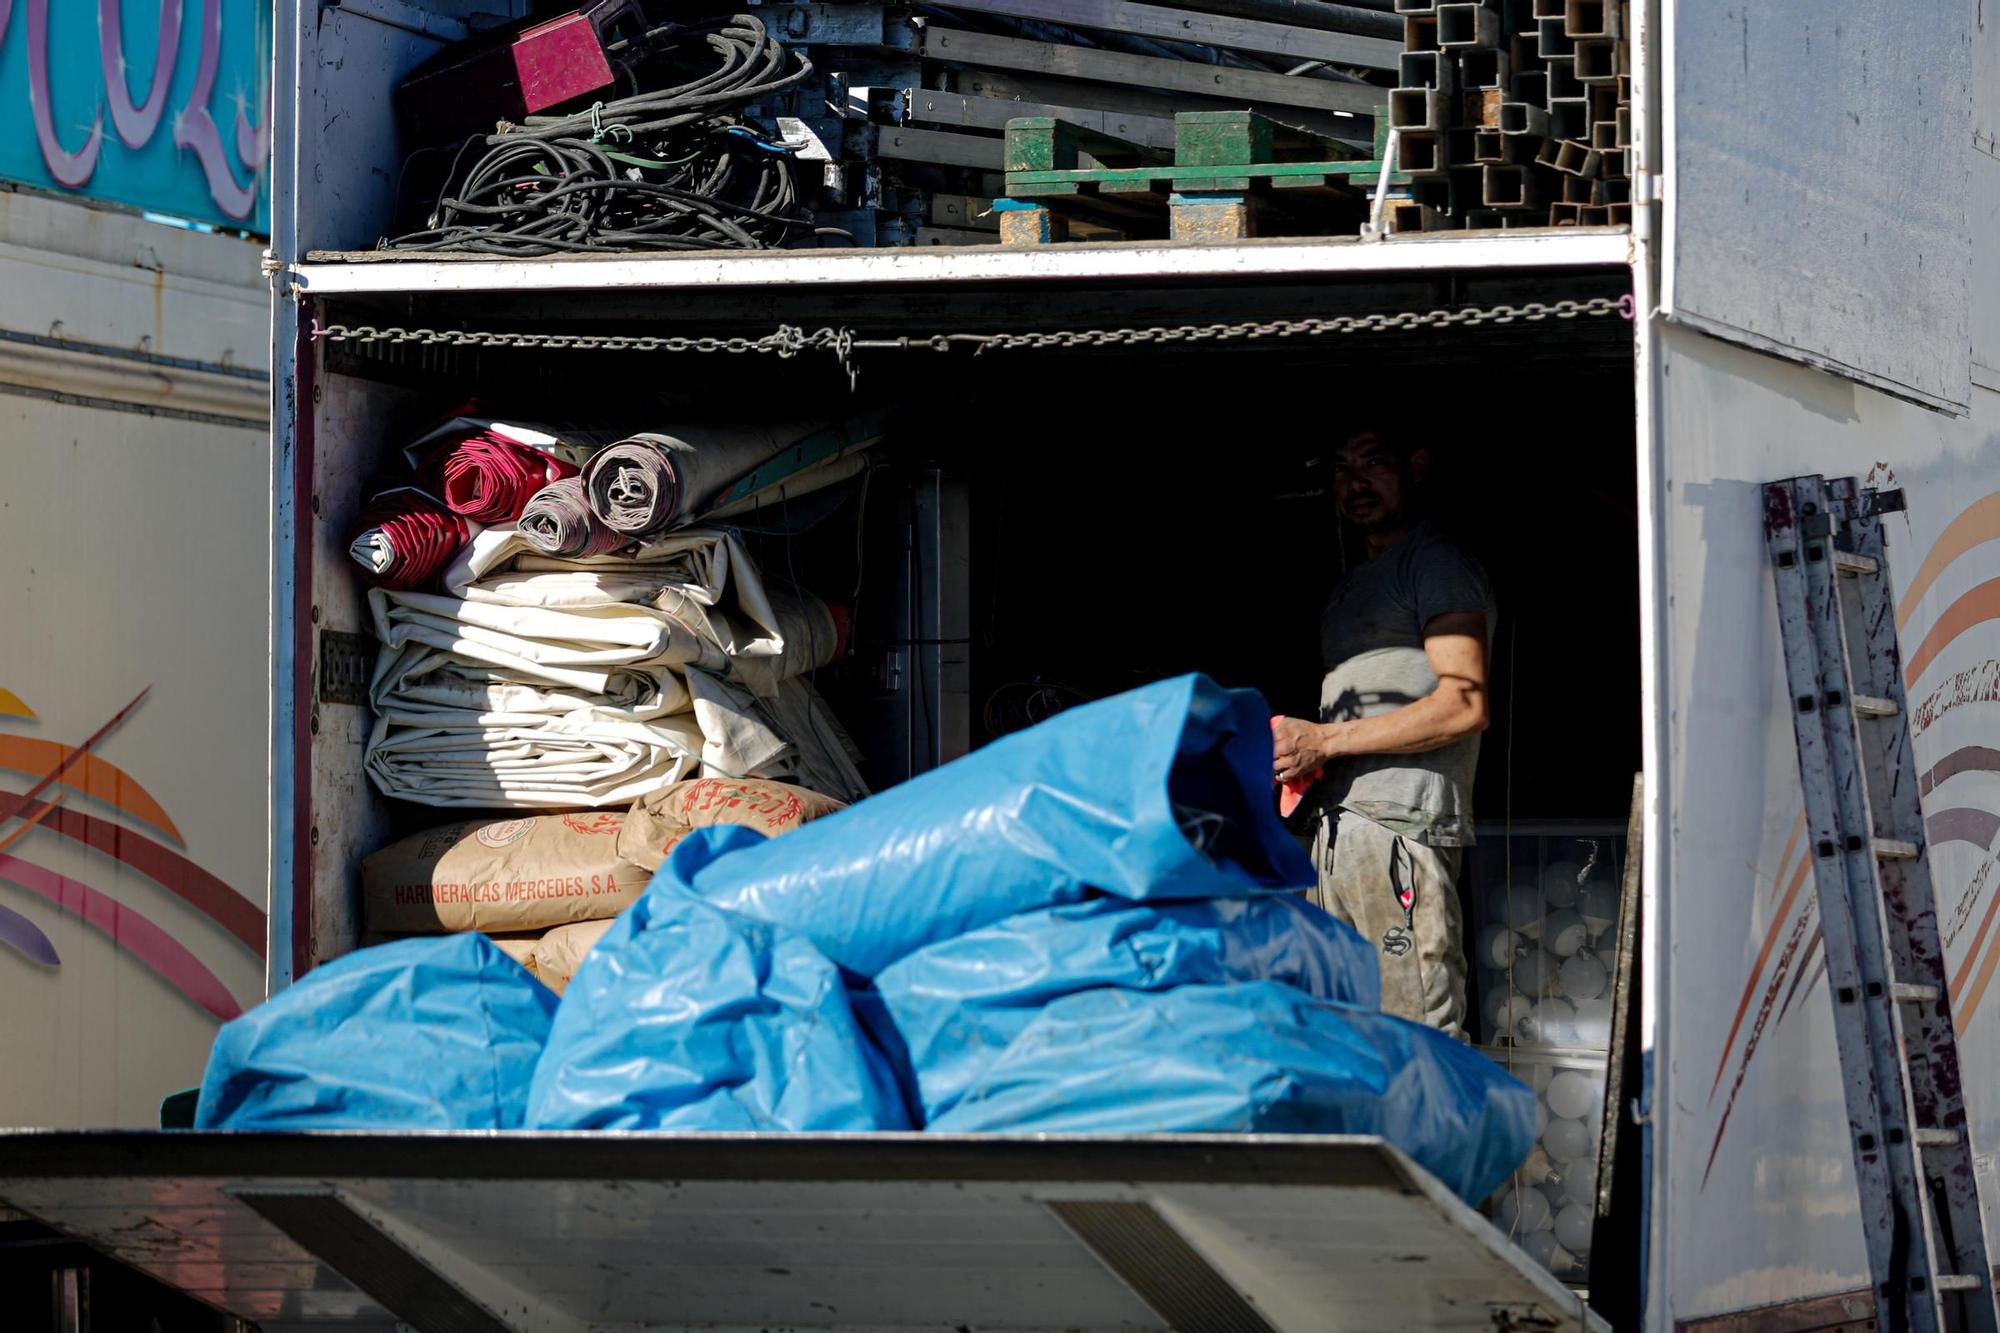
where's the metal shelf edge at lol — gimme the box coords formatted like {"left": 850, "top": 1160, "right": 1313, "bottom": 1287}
{"left": 291, "top": 229, "right": 1635, "bottom": 296}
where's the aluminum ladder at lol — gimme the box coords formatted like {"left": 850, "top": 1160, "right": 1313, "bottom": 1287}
{"left": 1765, "top": 476, "right": 1999, "bottom": 1333}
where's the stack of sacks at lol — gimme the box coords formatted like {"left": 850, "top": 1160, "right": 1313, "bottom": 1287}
{"left": 365, "top": 524, "right": 865, "bottom": 808}
{"left": 360, "top": 809, "right": 652, "bottom": 942}
{"left": 357, "top": 780, "right": 847, "bottom": 995}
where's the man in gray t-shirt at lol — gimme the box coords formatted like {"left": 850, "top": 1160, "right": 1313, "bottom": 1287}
{"left": 1273, "top": 427, "right": 1495, "bottom": 1039}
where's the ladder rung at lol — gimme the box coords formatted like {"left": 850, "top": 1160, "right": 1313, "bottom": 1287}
{"left": 1834, "top": 551, "right": 1880, "bottom": 576}
{"left": 1916, "top": 1128, "right": 1963, "bottom": 1148}
{"left": 1892, "top": 983, "right": 1941, "bottom": 1003}
{"left": 1935, "top": 1274, "right": 1984, "bottom": 1292}
{"left": 1852, "top": 694, "right": 1899, "bottom": 718}
{"left": 1874, "top": 838, "right": 1921, "bottom": 861}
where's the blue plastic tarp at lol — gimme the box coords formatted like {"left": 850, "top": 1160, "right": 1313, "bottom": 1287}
{"left": 688, "top": 674, "right": 1315, "bottom": 977}
{"left": 528, "top": 827, "right": 911, "bottom": 1131}
{"left": 861, "top": 895, "right": 1381, "bottom": 1123}
{"left": 195, "top": 934, "right": 557, "bottom": 1131}
{"left": 925, "top": 981, "right": 1535, "bottom": 1203}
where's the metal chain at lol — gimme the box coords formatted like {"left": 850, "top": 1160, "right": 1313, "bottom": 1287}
{"left": 311, "top": 296, "right": 1630, "bottom": 383}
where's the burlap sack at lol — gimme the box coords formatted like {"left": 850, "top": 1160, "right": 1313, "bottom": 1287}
{"left": 363, "top": 813, "right": 650, "bottom": 934}
{"left": 534, "top": 918, "right": 616, "bottom": 995}
{"left": 614, "top": 777, "right": 847, "bottom": 873}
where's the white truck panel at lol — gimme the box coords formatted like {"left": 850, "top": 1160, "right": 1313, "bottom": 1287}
{"left": 0, "top": 193, "right": 269, "bottom": 1128}
{"left": 1663, "top": 0, "right": 1972, "bottom": 412}
{"left": 1654, "top": 319, "right": 2000, "bottom": 1322}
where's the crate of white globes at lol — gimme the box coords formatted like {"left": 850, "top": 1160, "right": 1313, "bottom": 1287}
{"left": 1483, "top": 1047, "right": 1607, "bottom": 1285}
{"left": 1468, "top": 823, "right": 1626, "bottom": 1052}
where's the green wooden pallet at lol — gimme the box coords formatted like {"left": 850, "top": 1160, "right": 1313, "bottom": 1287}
{"left": 996, "top": 109, "right": 1402, "bottom": 245}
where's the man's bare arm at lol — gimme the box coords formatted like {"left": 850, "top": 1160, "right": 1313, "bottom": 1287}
{"left": 1272, "top": 611, "right": 1490, "bottom": 782}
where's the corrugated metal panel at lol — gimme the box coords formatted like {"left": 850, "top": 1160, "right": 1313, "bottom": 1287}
{"left": 1663, "top": 0, "right": 1972, "bottom": 413}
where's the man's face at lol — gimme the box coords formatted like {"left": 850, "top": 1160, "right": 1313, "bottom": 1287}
{"left": 1328, "top": 432, "right": 1416, "bottom": 530}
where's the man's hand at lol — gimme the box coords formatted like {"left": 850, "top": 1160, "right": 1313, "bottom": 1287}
{"left": 1272, "top": 716, "right": 1341, "bottom": 783}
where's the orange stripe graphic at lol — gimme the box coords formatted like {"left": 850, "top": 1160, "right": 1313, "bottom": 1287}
{"left": 0, "top": 689, "right": 32, "bottom": 719}
{"left": 1959, "top": 936, "right": 2000, "bottom": 1039}
{"left": 0, "top": 736, "right": 180, "bottom": 844}
{"left": 1950, "top": 880, "right": 2000, "bottom": 1005}
{"left": 1710, "top": 830, "right": 1812, "bottom": 1100}
{"left": 1770, "top": 817, "right": 1803, "bottom": 905}
{"left": 1898, "top": 492, "right": 2000, "bottom": 632}
{"left": 1905, "top": 578, "right": 2000, "bottom": 688}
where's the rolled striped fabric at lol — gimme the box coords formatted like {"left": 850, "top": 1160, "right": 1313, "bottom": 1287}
{"left": 580, "top": 423, "right": 823, "bottom": 539}
{"left": 428, "top": 429, "right": 580, "bottom": 524}
{"left": 348, "top": 488, "right": 472, "bottom": 591}
{"left": 518, "top": 477, "right": 628, "bottom": 558}
{"left": 581, "top": 436, "right": 683, "bottom": 537}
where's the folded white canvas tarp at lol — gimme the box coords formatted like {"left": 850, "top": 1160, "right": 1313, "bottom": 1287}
{"left": 364, "top": 527, "right": 865, "bottom": 808}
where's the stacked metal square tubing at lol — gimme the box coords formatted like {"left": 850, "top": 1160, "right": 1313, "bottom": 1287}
{"left": 1386, "top": 0, "right": 1630, "bottom": 231}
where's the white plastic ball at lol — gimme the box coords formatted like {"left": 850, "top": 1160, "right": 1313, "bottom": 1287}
{"left": 1544, "top": 1115, "right": 1592, "bottom": 1162}
{"left": 1571, "top": 997, "right": 1614, "bottom": 1046}
{"left": 1480, "top": 922, "right": 1522, "bottom": 970}
{"left": 1541, "top": 859, "right": 1582, "bottom": 908}
{"left": 1496, "top": 1185, "right": 1551, "bottom": 1235}
{"left": 1529, "top": 996, "right": 1576, "bottom": 1044}
{"left": 1547, "top": 1070, "right": 1601, "bottom": 1120}
{"left": 1522, "top": 1230, "right": 1562, "bottom": 1270}
{"left": 1545, "top": 909, "right": 1590, "bottom": 958}
{"left": 1517, "top": 1147, "right": 1559, "bottom": 1185}
{"left": 1495, "top": 882, "right": 1545, "bottom": 936}
{"left": 1486, "top": 986, "right": 1532, "bottom": 1039}
{"left": 1559, "top": 951, "right": 1609, "bottom": 1001}
{"left": 1521, "top": 1060, "right": 1555, "bottom": 1093}
{"left": 1510, "top": 948, "right": 1556, "bottom": 994}
{"left": 1554, "top": 1202, "right": 1595, "bottom": 1253}
{"left": 1579, "top": 881, "right": 1621, "bottom": 932}
{"left": 1547, "top": 1240, "right": 1585, "bottom": 1280}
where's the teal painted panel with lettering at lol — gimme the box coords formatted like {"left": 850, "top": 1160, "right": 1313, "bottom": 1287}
{"left": 0, "top": 1, "right": 270, "bottom": 232}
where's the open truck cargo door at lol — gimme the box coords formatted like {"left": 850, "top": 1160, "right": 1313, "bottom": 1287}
{"left": 1660, "top": 0, "right": 1972, "bottom": 413}
{"left": 0, "top": 1132, "right": 1603, "bottom": 1332}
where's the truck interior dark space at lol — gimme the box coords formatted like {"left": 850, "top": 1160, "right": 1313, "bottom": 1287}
{"left": 318, "top": 305, "right": 1641, "bottom": 1061}
{"left": 322, "top": 312, "right": 1640, "bottom": 821}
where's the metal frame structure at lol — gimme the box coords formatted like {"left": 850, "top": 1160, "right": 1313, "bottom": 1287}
{"left": 0, "top": 1132, "right": 1607, "bottom": 1332}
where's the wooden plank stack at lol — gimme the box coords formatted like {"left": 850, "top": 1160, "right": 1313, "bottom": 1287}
{"left": 872, "top": 0, "right": 1402, "bottom": 245}
{"left": 1385, "top": 0, "right": 1631, "bottom": 231}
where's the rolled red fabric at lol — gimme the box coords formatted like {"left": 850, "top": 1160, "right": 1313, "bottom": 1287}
{"left": 348, "top": 488, "right": 472, "bottom": 591}
{"left": 428, "top": 430, "right": 581, "bottom": 524}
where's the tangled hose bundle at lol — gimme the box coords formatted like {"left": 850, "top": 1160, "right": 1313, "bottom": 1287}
{"left": 388, "top": 16, "right": 833, "bottom": 255}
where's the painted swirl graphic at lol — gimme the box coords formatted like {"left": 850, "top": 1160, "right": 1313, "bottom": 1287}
{"left": 0, "top": 684, "right": 262, "bottom": 1020}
